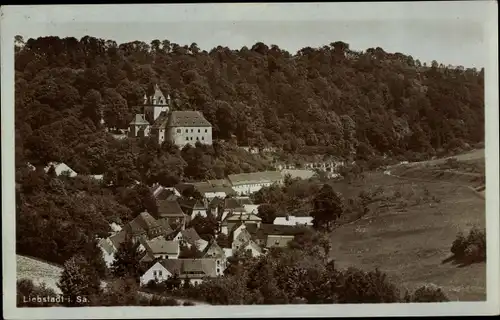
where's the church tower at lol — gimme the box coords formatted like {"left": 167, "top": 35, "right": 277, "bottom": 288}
{"left": 144, "top": 84, "right": 170, "bottom": 124}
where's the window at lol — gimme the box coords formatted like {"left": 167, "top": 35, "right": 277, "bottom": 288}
{"left": 186, "top": 137, "right": 189, "bottom": 141}
{"left": 159, "top": 270, "right": 163, "bottom": 276}
{"left": 153, "top": 271, "right": 157, "bottom": 276}
{"left": 202, "top": 136, "right": 204, "bottom": 140}
{"left": 217, "top": 268, "right": 220, "bottom": 273}
{"left": 190, "top": 137, "right": 193, "bottom": 140}
{"left": 217, "top": 260, "right": 220, "bottom": 265}
{"left": 205, "top": 129, "right": 208, "bottom": 133}
{"left": 198, "top": 129, "right": 200, "bottom": 133}
{"left": 191, "top": 129, "right": 193, "bottom": 132}
{"left": 185, "top": 129, "right": 188, "bottom": 133}
{"left": 196, "top": 137, "right": 199, "bottom": 140}
{"left": 177, "top": 129, "right": 181, "bottom": 133}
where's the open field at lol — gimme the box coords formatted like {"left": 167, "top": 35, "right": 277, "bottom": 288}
{"left": 17, "top": 255, "right": 63, "bottom": 294}
{"left": 329, "top": 150, "right": 486, "bottom": 301}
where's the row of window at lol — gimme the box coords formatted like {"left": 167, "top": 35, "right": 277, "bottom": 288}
{"left": 177, "top": 128, "right": 209, "bottom": 133}
{"left": 185, "top": 136, "right": 205, "bottom": 141}
{"left": 153, "top": 270, "right": 163, "bottom": 277}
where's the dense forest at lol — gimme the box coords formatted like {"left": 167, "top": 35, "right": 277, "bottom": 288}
{"left": 14, "top": 35, "right": 484, "bottom": 265}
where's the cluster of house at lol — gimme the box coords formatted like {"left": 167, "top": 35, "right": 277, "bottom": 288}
{"left": 97, "top": 181, "right": 312, "bottom": 287}
{"left": 126, "top": 84, "right": 213, "bottom": 147}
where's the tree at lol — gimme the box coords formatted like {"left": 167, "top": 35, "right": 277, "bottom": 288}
{"left": 80, "top": 238, "right": 108, "bottom": 279}
{"left": 110, "top": 237, "right": 143, "bottom": 280}
{"left": 57, "top": 254, "right": 102, "bottom": 306}
{"left": 257, "top": 203, "right": 278, "bottom": 224}
{"left": 182, "top": 276, "right": 191, "bottom": 289}
{"left": 310, "top": 184, "right": 345, "bottom": 231}
{"left": 81, "top": 89, "right": 103, "bottom": 125}
{"left": 188, "top": 215, "right": 218, "bottom": 241}
{"left": 179, "top": 243, "right": 202, "bottom": 259}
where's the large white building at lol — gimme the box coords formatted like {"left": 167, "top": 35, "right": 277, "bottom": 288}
{"left": 128, "top": 84, "right": 213, "bottom": 147}
{"left": 227, "top": 171, "right": 283, "bottom": 196}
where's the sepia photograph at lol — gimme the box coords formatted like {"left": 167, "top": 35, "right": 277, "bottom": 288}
{"left": 2, "top": 2, "right": 499, "bottom": 319}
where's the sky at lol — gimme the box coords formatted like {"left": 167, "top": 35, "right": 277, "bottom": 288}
{"left": 2, "top": 2, "right": 497, "bottom": 68}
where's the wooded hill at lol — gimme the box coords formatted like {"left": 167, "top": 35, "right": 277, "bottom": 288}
{"left": 15, "top": 36, "right": 484, "bottom": 181}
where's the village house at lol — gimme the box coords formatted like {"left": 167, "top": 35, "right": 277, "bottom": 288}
{"left": 201, "top": 239, "right": 229, "bottom": 271}
{"left": 140, "top": 258, "right": 220, "bottom": 287}
{"left": 138, "top": 237, "right": 180, "bottom": 262}
{"left": 219, "top": 197, "right": 246, "bottom": 223}
{"left": 235, "top": 197, "right": 260, "bottom": 214}
{"left": 208, "top": 197, "right": 224, "bottom": 218}
{"left": 43, "top": 162, "right": 78, "bottom": 177}
{"left": 273, "top": 214, "right": 314, "bottom": 226}
{"left": 266, "top": 235, "right": 295, "bottom": 248}
{"left": 123, "top": 211, "right": 172, "bottom": 243}
{"left": 178, "top": 198, "right": 208, "bottom": 220}
{"left": 170, "top": 227, "right": 209, "bottom": 252}
{"left": 128, "top": 84, "right": 213, "bottom": 147}
{"left": 151, "top": 184, "right": 182, "bottom": 198}
{"left": 224, "top": 212, "right": 262, "bottom": 235}
{"left": 157, "top": 199, "right": 188, "bottom": 228}
{"left": 229, "top": 224, "right": 263, "bottom": 257}
{"left": 227, "top": 171, "right": 283, "bottom": 196}
{"left": 245, "top": 224, "right": 308, "bottom": 249}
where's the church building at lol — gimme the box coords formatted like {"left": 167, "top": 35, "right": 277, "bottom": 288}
{"left": 128, "top": 84, "right": 213, "bottom": 147}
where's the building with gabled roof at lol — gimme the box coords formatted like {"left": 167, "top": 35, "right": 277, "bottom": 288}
{"left": 166, "top": 111, "right": 213, "bottom": 147}
{"left": 228, "top": 171, "right": 283, "bottom": 195}
{"left": 121, "top": 211, "right": 174, "bottom": 243}
{"left": 139, "top": 258, "right": 221, "bottom": 286}
{"left": 127, "top": 84, "right": 212, "bottom": 147}
{"left": 171, "top": 227, "right": 209, "bottom": 252}
{"left": 157, "top": 199, "right": 187, "bottom": 227}
{"left": 44, "top": 162, "right": 78, "bottom": 177}
{"left": 139, "top": 237, "right": 180, "bottom": 262}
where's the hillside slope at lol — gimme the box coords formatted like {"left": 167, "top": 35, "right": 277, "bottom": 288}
{"left": 329, "top": 151, "right": 486, "bottom": 301}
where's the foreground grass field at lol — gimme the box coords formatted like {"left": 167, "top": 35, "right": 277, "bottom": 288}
{"left": 17, "top": 255, "right": 63, "bottom": 294}
{"left": 329, "top": 150, "right": 486, "bottom": 301}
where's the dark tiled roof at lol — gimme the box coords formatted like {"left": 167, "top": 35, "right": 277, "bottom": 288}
{"left": 160, "top": 259, "right": 218, "bottom": 278}
{"left": 225, "top": 212, "right": 262, "bottom": 222}
{"left": 144, "top": 237, "right": 179, "bottom": 255}
{"left": 178, "top": 199, "right": 198, "bottom": 215}
{"left": 157, "top": 199, "right": 185, "bottom": 217}
{"left": 126, "top": 211, "right": 161, "bottom": 235}
{"left": 181, "top": 228, "right": 202, "bottom": 245}
{"left": 109, "top": 230, "right": 127, "bottom": 249}
{"left": 155, "top": 188, "right": 175, "bottom": 200}
{"left": 202, "top": 239, "right": 225, "bottom": 259}
{"left": 157, "top": 218, "right": 174, "bottom": 235}
{"left": 129, "top": 114, "right": 150, "bottom": 125}
{"left": 224, "top": 198, "right": 244, "bottom": 210}
{"left": 167, "top": 111, "right": 212, "bottom": 128}
{"left": 151, "top": 111, "right": 169, "bottom": 129}
{"left": 209, "top": 197, "right": 224, "bottom": 207}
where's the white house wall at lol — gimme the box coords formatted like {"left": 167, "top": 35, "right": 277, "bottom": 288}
{"left": 167, "top": 126, "right": 213, "bottom": 147}
{"left": 273, "top": 216, "right": 314, "bottom": 226}
{"left": 140, "top": 262, "right": 173, "bottom": 286}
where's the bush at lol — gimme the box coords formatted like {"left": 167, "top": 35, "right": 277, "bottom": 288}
{"left": 404, "top": 285, "right": 449, "bottom": 302}
{"left": 450, "top": 227, "right": 486, "bottom": 263}
{"left": 336, "top": 268, "right": 401, "bottom": 303}
{"left": 183, "top": 301, "right": 195, "bottom": 306}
